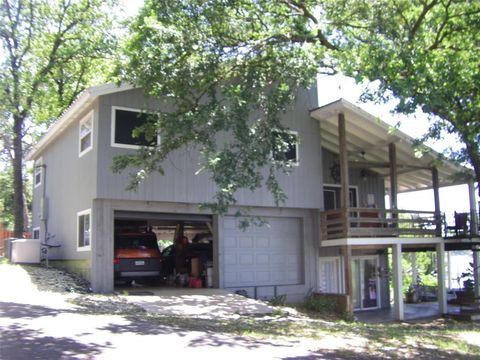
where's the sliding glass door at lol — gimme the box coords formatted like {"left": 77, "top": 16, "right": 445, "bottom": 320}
{"left": 352, "top": 256, "right": 380, "bottom": 310}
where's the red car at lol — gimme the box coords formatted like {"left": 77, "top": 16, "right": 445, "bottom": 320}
{"left": 114, "top": 232, "right": 163, "bottom": 284}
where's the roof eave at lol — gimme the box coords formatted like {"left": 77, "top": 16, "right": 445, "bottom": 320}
{"left": 26, "top": 83, "right": 135, "bottom": 161}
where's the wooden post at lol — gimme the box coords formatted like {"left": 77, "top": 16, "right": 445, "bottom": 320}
{"left": 338, "top": 113, "right": 350, "bottom": 236}
{"left": 468, "top": 181, "right": 478, "bottom": 236}
{"left": 392, "top": 243, "right": 404, "bottom": 320}
{"left": 436, "top": 242, "right": 447, "bottom": 314}
{"left": 473, "top": 250, "right": 480, "bottom": 298}
{"left": 389, "top": 143, "right": 398, "bottom": 228}
{"left": 342, "top": 245, "right": 353, "bottom": 315}
{"left": 468, "top": 181, "right": 480, "bottom": 297}
{"left": 338, "top": 113, "right": 349, "bottom": 209}
{"left": 432, "top": 167, "right": 442, "bottom": 236}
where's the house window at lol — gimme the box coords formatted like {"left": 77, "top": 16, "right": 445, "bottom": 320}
{"left": 33, "top": 227, "right": 40, "bottom": 240}
{"left": 77, "top": 209, "right": 91, "bottom": 251}
{"left": 111, "top": 106, "right": 160, "bottom": 149}
{"left": 34, "top": 162, "right": 42, "bottom": 188}
{"left": 79, "top": 112, "right": 93, "bottom": 156}
{"left": 272, "top": 130, "right": 299, "bottom": 164}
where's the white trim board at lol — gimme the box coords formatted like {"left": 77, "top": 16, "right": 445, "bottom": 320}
{"left": 321, "top": 237, "right": 444, "bottom": 247}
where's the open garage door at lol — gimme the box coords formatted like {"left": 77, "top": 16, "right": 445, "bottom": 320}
{"left": 222, "top": 216, "right": 303, "bottom": 288}
{"left": 114, "top": 211, "right": 214, "bottom": 288}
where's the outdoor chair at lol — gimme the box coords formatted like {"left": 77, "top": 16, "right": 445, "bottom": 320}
{"left": 445, "top": 211, "right": 469, "bottom": 237}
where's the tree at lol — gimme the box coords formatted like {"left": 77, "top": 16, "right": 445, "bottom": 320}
{"left": 117, "top": 0, "right": 479, "bottom": 216}
{"left": 326, "top": 0, "right": 480, "bottom": 192}
{"left": 0, "top": 0, "right": 117, "bottom": 236}
{"left": 115, "top": 0, "right": 338, "bottom": 215}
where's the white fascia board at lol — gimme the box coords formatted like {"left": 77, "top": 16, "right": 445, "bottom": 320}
{"left": 321, "top": 237, "right": 444, "bottom": 247}
{"left": 26, "top": 83, "right": 136, "bottom": 161}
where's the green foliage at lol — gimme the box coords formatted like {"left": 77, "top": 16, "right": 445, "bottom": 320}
{"left": 269, "top": 294, "right": 287, "bottom": 306}
{"left": 460, "top": 262, "right": 476, "bottom": 296}
{"left": 0, "top": 0, "right": 118, "bottom": 234}
{"left": 116, "top": 0, "right": 480, "bottom": 217}
{"left": 401, "top": 252, "right": 437, "bottom": 293}
{"left": 0, "top": 163, "right": 31, "bottom": 229}
{"left": 304, "top": 293, "right": 336, "bottom": 313}
{"left": 115, "top": 0, "right": 338, "bottom": 215}
{"left": 327, "top": 0, "right": 480, "bottom": 184}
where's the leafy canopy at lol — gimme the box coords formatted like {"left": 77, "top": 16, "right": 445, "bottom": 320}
{"left": 115, "top": 0, "right": 338, "bottom": 213}
{"left": 327, "top": 0, "right": 480, "bottom": 185}
{"left": 0, "top": 0, "right": 118, "bottom": 234}
{"left": 117, "top": 0, "right": 479, "bottom": 213}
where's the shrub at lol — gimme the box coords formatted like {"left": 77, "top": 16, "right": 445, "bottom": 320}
{"left": 304, "top": 293, "right": 335, "bottom": 313}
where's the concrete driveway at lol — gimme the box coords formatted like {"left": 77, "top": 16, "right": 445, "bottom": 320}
{"left": 116, "top": 286, "right": 274, "bottom": 318}
{"left": 0, "top": 264, "right": 322, "bottom": 359}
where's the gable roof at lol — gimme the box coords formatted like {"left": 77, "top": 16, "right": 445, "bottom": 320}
{"left": 27, "top": 83, "right": 134, "bottom": 161}
{"left": 310, "top": 98, "right": 470, "bottom": 193}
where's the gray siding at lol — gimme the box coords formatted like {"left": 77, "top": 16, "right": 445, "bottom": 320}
{"left": 95, "top": 87, "right": 323, "bottom": 209}
{"left": 322, "top": 148, "right": 386, "bottom": 209}
{"left": 31, "top": 104, "right": 98, "bottom": 267}
{"left": 89, "top": 199, "right": 317, "bottom": 298}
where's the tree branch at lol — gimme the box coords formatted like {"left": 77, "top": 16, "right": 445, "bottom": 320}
{"left": 409, "top": 0, "right": 439, "bottom": 41}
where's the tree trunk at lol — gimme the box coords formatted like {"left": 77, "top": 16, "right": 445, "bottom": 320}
{"left": 12, "top": 114, "right": 25, "bottom": 238}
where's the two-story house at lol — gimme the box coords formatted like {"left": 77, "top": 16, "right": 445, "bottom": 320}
{"left": 28, "top": 83, "right": 479, "bottom": 320}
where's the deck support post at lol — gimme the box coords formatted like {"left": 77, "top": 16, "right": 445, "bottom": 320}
{"left": 338, "top": 113, "right": 349, "bottom": 210}
{"left": 473, "top": 250, "right": 480, "bottom": 298}
{"left": 342, "top": 245, "right": 353, "bottom": 315}
{"left": 468, "top": 181, "right": 480, "bottom": 297}
{"left": 432, "top": 167, "right": 442, "bottom": 236}
{"left": 392, "top": 243, "right": 404, "bottom": 321}
{"left": 436, "top": 242, "right": 447, "bottom": 314}
{"left": 468, "top": 181, "right": 478, "bottom": 237}
{"left": 389, "top": 143, "right": 398, "bottom": 229}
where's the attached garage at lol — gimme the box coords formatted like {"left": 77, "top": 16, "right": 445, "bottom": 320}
{"left": 113, "top": 211, "right": 215, "bottom": 288}
{"left": 222, "top": 216, "right": 304, "bottom": 294}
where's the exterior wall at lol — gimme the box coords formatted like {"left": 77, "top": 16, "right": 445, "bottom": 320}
{"left": 31, "top": 103, "right": 98, "bottom": 279}
{"left": 318, "top": 246, "right": 390, "bottom": 309}
{"left": 95, "top": 87, "right": 323, "bottom": 209}
{"left": 90, "top": 199, "right": 318, "bottom": 300}
{"left": 322, "top": 148, "right": 386, "bottom": 209}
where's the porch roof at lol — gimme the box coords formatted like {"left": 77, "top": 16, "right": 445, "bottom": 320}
{"left": 310, "top": 98, "right": 470, "bottom": 193}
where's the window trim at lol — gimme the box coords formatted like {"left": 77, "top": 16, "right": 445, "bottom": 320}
{"left": 110, "top": 106, "right": 160, "bottom": 149}
{"left": 34, "top": 158, "right": 43, "bottom": 189}
{"left": 33, "top": 227, "right": 41, "bottom": 240}
{"left": 78, "top": 111, "right": 94, "bottom": 157}
{"left": 77, "top": 209, "right": 91, "bottom": 251}
{"left": 272, "top": 129, "right": 300, "bottom": 166}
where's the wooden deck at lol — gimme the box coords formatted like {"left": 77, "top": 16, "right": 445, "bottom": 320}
{"left": 320, "top": 208, "right": 441, "bottom": 240}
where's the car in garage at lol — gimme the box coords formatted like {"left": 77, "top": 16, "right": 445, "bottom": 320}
{"left": 161, "top": 241, "right": 213, "bottom": 277}
{"left": 114, "top": 231, "right": 163, "bottom": 283}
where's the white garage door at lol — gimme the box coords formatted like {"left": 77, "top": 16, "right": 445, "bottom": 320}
{"left": 222, "top": 216, "right": 303, "bottom": 287}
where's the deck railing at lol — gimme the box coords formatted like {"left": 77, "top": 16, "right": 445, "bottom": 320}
{"left": 320, "top": 208, "right": 441, "bottom": 240}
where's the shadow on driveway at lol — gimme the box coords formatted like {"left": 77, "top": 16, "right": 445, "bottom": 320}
{"left": 0, "top": 325, "right": 110, "bottom": 359}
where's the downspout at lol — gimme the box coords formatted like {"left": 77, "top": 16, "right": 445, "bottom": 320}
{"left": 36, "top": 164, "right": 49, "bottom": 243}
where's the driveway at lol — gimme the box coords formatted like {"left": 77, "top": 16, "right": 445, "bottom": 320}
{"left": 0, "top": 264, "right": 320, "bottom": 359}
{"left": 115, "top": 285, "right": 274, "bottom": 318}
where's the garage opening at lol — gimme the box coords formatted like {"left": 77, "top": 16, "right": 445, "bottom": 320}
{"left": 114, "top": 211, "right": 214, "bottom": 289}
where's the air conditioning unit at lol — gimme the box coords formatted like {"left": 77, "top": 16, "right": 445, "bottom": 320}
{"left": 11, "top": 239, "right": 41, "bottom": 264}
